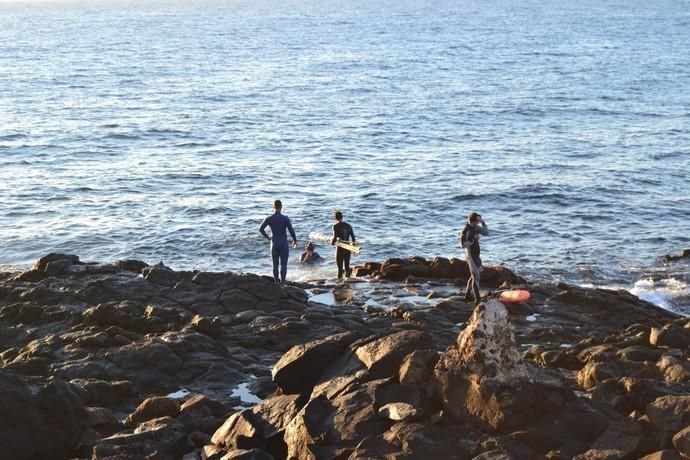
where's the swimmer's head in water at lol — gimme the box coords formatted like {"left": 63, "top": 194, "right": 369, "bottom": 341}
{"left": 306, "top": 242, "right": 315, "bottom": 251}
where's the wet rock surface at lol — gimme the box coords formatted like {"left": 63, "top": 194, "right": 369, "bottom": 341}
{"left": 0, "top": 252, "right": 688, "bottom": 459}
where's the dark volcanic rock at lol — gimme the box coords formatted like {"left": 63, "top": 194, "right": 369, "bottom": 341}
{"left": 212, "top": 394, "right": 302, "bottom": 458}
{"left": 125, "top": 396, "right": 181, "bottom": 428}
{"left": 143, "top": 263, "right": 186, "bottom": 287}
{"left": 0, "top": 370, "right": 87, "bottom": 460}
{"left": 272, "top": 331, "right": 361, "bottom": 395}
{"left": 398, "top": 349, "right": 439, "bottom": 387}
{"left": 284, "top": 383, "right": 390, "bottom": 459}
{"left": 650, "top": 323, "right": 690, "bottom": 349}
{"left": 106, "top": 340, "right": 183, "bottom": 384}
{"left": 646, "top": 395, "right": 690, "bottom": 432}
{"left": 4, "top": 253, "right": 689, "bottom": 460}
{"left": 662, "top": 248, "right": 690, "bottom": 263}
{"left": 673, "top": 426, "right": 690, "bottom": 459}
{"left": 354, "top": 330, "right": 433, "bottom": 378}
{"left": 92, "top": 417, "right": 188, "bottom": 460}
{"left": 374, "top": 256, "right": 523, "bottom": 286}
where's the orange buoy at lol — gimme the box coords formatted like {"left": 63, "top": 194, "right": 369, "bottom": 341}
{"left": 498, "top": 289, "right": 531, "bottom": 304}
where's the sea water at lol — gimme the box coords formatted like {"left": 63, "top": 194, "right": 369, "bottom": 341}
{"left": 1, "top": 0, "right": 689, "bottom": 311}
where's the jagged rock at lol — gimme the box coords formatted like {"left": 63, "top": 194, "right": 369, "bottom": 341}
{"left": 69, "top": 379, "right": 134, "bottom": 406}
{"left": 619, "top": 377, "right": 684, "bottom": 411}
{"left": 590, "top": 380, "right": 634, "bottom": 415}
{"left": 662, "top": 249, "right": 690, "bottom": 263}
{"left": 13, "top": 269, "right": 49, "bottom": 282}
{"left": 398, "top": 349, "right": 439, "bottom": 387}
{"left": 377, "top": 402, "right": 418, "bottom": 421}
{"left": 617, "top": 345, "right": 663, "bottom": 362}
{"left": 212, "top": 394, "right": 302, "bottom": 458}
{"left": 434, "top": 299, "right": 574, "bottom": 433}
{"left": 646, "top": 395, "right": 690, "bottom": 432}
{"left": 284, "top": 382, "right": 389, "bottom": 460}
{"left": 673, "top": 426, "right": 690, "bottom": 459}
{"left": 354, "top": 330, "right": 433, "bottom": 378}
{"left": 92, "top": 418, "right": 188, "bottom": 459}
{"left": 125, "top": 396, "right": 181, "bottom": 428}
{"left": 577, "top": 357, "right": 655, "bottom": 390}
{"left": 191, "top": 314, "right": 223, "bottom": 338}
{"left": 650, "top": 324, "right": 690, "bottom": 349}
{"left": 657, "top": 355, "right": 690, "bottom": 383}
{"left": 143, "top": 264, "right": 185, "bottom": 287}
{"left": 85, "top": 406, "right": 121, "bottom": 431}
{"left": 272, "top": 331, "right": 361, "bottom": 395}
{"left": 116, "top": 259, "right": 149, "bottom": 273}
{"left": 178, "top": 395, "right": 227, "bottom": 435}
{"left": 0, "top": 370, "right": 87, "bottom": 460}
{"left": 5, "top": 356, "right": 49, "bottom": 376}
{"left": 33, "top": 253, "right": 81, "bottom": 272}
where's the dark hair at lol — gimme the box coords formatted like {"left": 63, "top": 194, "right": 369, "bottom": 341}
{"left": 273, "top": 200, "right": 282, "bottom": 210}
{"left": 468, "top": 212, "right": 480, "bottom": 223}
{"left": 334, "top": 211, "right": 343, "bottom": 220}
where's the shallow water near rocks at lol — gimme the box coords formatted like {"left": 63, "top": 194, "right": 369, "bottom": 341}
{"left": 230, "top": 378, "right": 263, "bottom": 409}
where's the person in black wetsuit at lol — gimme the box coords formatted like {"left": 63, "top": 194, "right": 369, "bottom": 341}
{"left": 331, "top": 211, "right": 356, "bottom": 279}
{"left": 460, "top": 212, "right": 489, "bottom": 304}
{"left": 300, "top": 242, "right": 323, "bottom": 265}
{"left": 259, "top": 200, "right": 298, "bottom": 283}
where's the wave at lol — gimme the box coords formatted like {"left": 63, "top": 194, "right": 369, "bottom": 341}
{"left": 629, "top": 277, "right": 689, "bottom": 313}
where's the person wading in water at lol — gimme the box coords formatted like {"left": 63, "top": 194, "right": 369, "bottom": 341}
{"left": 331, "top": 210, "right": 356, "bottom": 279}
{"left": 259, "top": 200, "right": 298, "bottom": 283}
{"left": 461, "top": 212, "right": 489, "bottom": 304}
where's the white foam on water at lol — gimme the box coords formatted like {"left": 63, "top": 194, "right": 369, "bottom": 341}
{"left": 167, "top": 389, "right": 191, "bottom": 399}
{"left": 581, "top": 277, "right": 689, "bottom": 312}
{"left": 526, "top": 314, "right": 538, "bottom": 322}
{"left": 629, "top": 277, "right": 688, "bottom": 311}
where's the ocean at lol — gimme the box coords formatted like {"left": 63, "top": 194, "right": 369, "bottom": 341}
{"left": 1, "top": 0, "right": 689, "bottom": 312}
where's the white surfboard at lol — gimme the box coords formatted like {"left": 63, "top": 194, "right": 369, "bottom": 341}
{"left": 336, "top": 241, "right": 361, "bottom": 254}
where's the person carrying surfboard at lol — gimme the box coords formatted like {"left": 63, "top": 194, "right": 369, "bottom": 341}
{"left": 461, "top": 212, "right": 489, "bottom": 304}
{"left": 259, "top": 200, "right": 298, "bottom": 283}
{"left": 331, "top": 210, "right": 356, "bottom": 279}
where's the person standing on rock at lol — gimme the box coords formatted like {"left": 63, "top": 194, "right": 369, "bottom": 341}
{"left": 331, "top": 210, "right": 356, "bottom": 279}
{"left": 461, "top": 212, "right": 489, "bottom": 304}
{"left": 259, "top": 200, "right": 298, "bottom": 283}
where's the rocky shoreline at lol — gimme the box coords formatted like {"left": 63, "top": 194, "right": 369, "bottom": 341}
{"left": 1, "top": 253, "right": 689, "bottom": 460}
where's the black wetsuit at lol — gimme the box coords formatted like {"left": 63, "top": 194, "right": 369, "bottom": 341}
{"left": 332, "top": 221, "right": 356, "bottom": 278}
{"left": 461, "top": 222, "right": 489, "bottom": 302}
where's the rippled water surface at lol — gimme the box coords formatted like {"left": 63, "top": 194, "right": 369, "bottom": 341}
{"left": 1, "top": 0, "right": 689, "bottom": 308}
